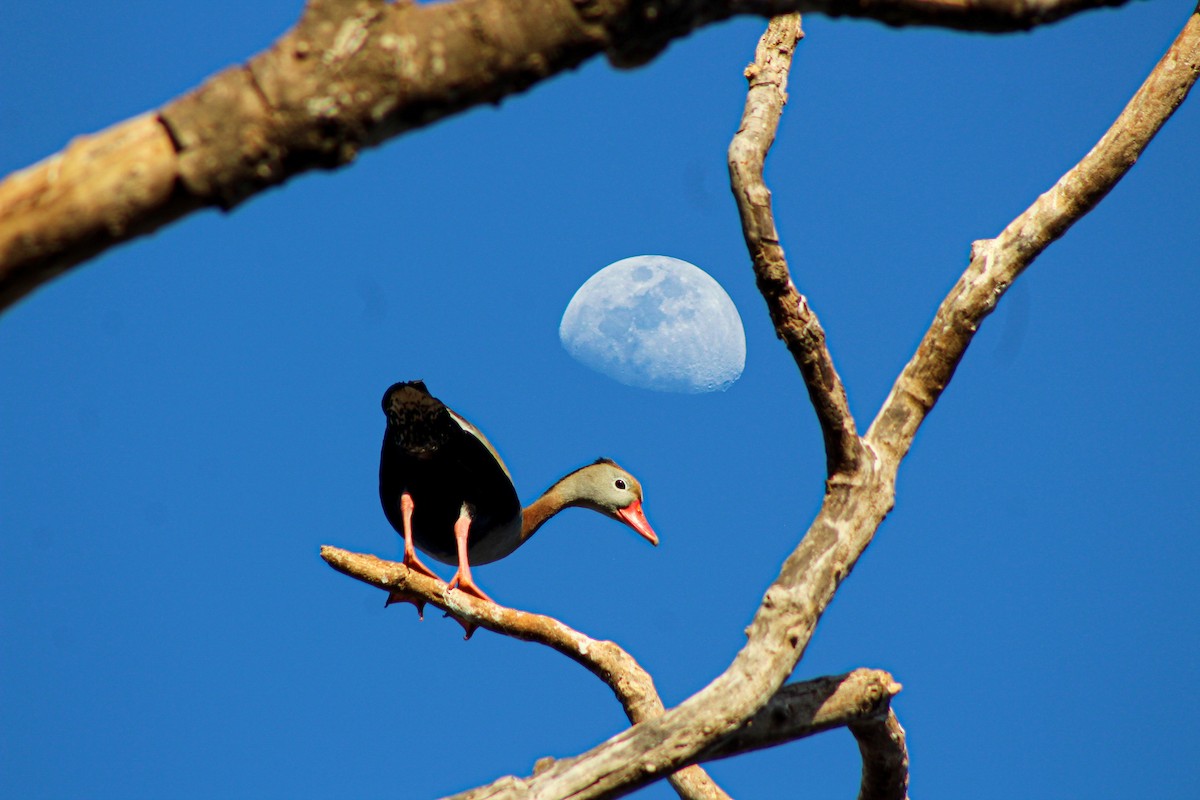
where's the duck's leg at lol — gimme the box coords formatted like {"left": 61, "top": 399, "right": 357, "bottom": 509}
{"left": 445, "top": 511, "right": 494, "bottom": 603}
{"left": 398, "top": 492, "right": 439, "bottom": 579}
{"left": 386, "top": 491, "right": 442, "bottom": 614}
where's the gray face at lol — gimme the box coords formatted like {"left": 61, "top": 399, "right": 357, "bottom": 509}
{"left": 571, "top": 460, "right": 643, "bottom": 515}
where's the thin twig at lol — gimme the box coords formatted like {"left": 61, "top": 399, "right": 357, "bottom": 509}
{"left": 728, "top": 13, "right": 862, "bottom": 477}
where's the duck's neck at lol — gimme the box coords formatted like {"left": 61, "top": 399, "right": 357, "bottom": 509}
{"left": 519, "top": 471, "right": 589, "bottom": 543}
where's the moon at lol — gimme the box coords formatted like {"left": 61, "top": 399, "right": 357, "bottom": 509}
{"left": 559, "top": 255, "right": 746, "bottom": 394}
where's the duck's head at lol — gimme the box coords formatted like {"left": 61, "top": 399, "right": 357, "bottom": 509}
{"left": 566, "top": 458, "right": 658, "bottom": 546}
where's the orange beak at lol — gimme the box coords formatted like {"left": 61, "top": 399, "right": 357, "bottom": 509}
{"left": 616, "top": 499, "right": 659, "bottom": 546}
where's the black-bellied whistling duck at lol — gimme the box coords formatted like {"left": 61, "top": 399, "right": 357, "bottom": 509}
{"left": 379, "top": 381, "right": 658, "bottom": 605}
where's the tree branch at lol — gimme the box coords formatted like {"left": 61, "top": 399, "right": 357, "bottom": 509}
{"left": 727, "top": 26, "right": 908, "bottom": 798}
{"left": 439, "top": 6, "right": 1200, "bottom": 800}
{"left": 850, "top": 710, "right": 910, "bottom": 800}
{"left": 323, "top": 545, "right": 905, "bottom": 792}
{"left": 867, "top": 1, "right": 1200, "bottom": 463}
{"left": 323, "top": 545, "right": 910, "bottom": 797}
{"left": 322, "top": 546, "right": 659, "bottom": 712}
{"left": 694, "top": 668, "right": 902, "bottom": 763}
{"left": 320, "top": 546, "right": 732, "bottom": 800}
{"left": 728, "top": 14, "right": 862, "bottom": 477}
{"left": 0, "top": 0, "right": 1130, "bottom": 311}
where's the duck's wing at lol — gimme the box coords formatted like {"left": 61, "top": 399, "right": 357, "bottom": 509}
{"left": 447, "top": 408, "right": 514, "bottom": 485}
{"left": 444, "top": 407, "right": 522, "bottom": 564}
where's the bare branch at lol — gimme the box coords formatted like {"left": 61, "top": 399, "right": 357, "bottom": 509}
{"left": 0, "top": 0, "right": 1130, "bottom": 311}
{"left": 729, "top": 14, "right": 862, "bottom": 477}
{"left": 320, "top": 546, "right": 732, "bottom": 800}
{"left": 442, "top": 7, "right": 1200, "bottom": 800}
{"left": 850, "top": 710, "right": 909, "bottom": 800}
{"left": 0, "top": 114, "right": 202, "bottom": 308}
{"left": 322, "top": 546, "right": 660, "bottom": 711}
{"left": 322, "top": 546, "right": 908, "bottom": 797}
{"left": 867, "top": 2, "right": 1200, "bottom": 463}
{"left": 695, "top": 669, "right": 902, "bottom": 763}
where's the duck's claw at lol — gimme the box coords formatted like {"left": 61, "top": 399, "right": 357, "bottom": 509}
{"left": 384, "top": 590, "right": 427, "bottom": 620}
{"left": 444, "top": 611, "right": 478, "bottom": 641}
{"left": 402, "top": 551, "right": 441, "bottom": 582}
{"left": 446, "top": 572, "right": 495, "bottom": 605}
{"left": 387, "top": 549, "right": 441, "bottom": 618}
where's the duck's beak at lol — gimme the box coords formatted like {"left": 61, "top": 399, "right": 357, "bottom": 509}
{"left": 616, "top": 499, "right": 659, "bottom": 546}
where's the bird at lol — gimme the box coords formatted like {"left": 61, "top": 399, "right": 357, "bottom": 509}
{"left": 379, "top": 380, "right": 658, "bottom": 605}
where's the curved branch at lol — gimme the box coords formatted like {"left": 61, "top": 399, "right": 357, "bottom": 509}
{"left": 323, "top": 545, "right": 905, "bottom": 793}
{"left": 322, "top": 546, "right": 661, "bottom": 712}
{"left": 728, "top": 14, "right": 862, "bottom": 477}
{"left": 0, "top": 0, "right": 1130, "bottom": 311}
{"left": 320, "top": 546, "right": 731, "bottom": 800}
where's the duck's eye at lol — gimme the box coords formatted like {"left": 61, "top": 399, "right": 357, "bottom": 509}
{"left": 614, "top": 479, "right": 627, "bottom": 491}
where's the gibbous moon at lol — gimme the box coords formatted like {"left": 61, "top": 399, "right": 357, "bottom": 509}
{"left": 559, "top": 255, "right": 746, "bottom": 393}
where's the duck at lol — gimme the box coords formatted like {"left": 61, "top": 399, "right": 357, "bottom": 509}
{"left": 379, "top": 380, "right": 658, "bottom": 605}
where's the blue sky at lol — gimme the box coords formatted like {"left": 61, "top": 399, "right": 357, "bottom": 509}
{"left": 2, "top": 2, "right": 1198, "bottom": 798}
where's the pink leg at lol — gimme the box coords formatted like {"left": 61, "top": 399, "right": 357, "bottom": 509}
{"left": 399, "top": 492, "right": 439, "bottom": 580}
{"left": 445, "top": 513, "right": 494, "bottom": 603}
{"left": 386, "top": 491, "right": 441, "bottom": 614}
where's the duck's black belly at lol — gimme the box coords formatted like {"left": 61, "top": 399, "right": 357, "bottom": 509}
{"left": 380, "top": 447, "right": 520, "bottom": 564}
{"left": 379, "top": 382, "right": 521, "bottom": 566}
